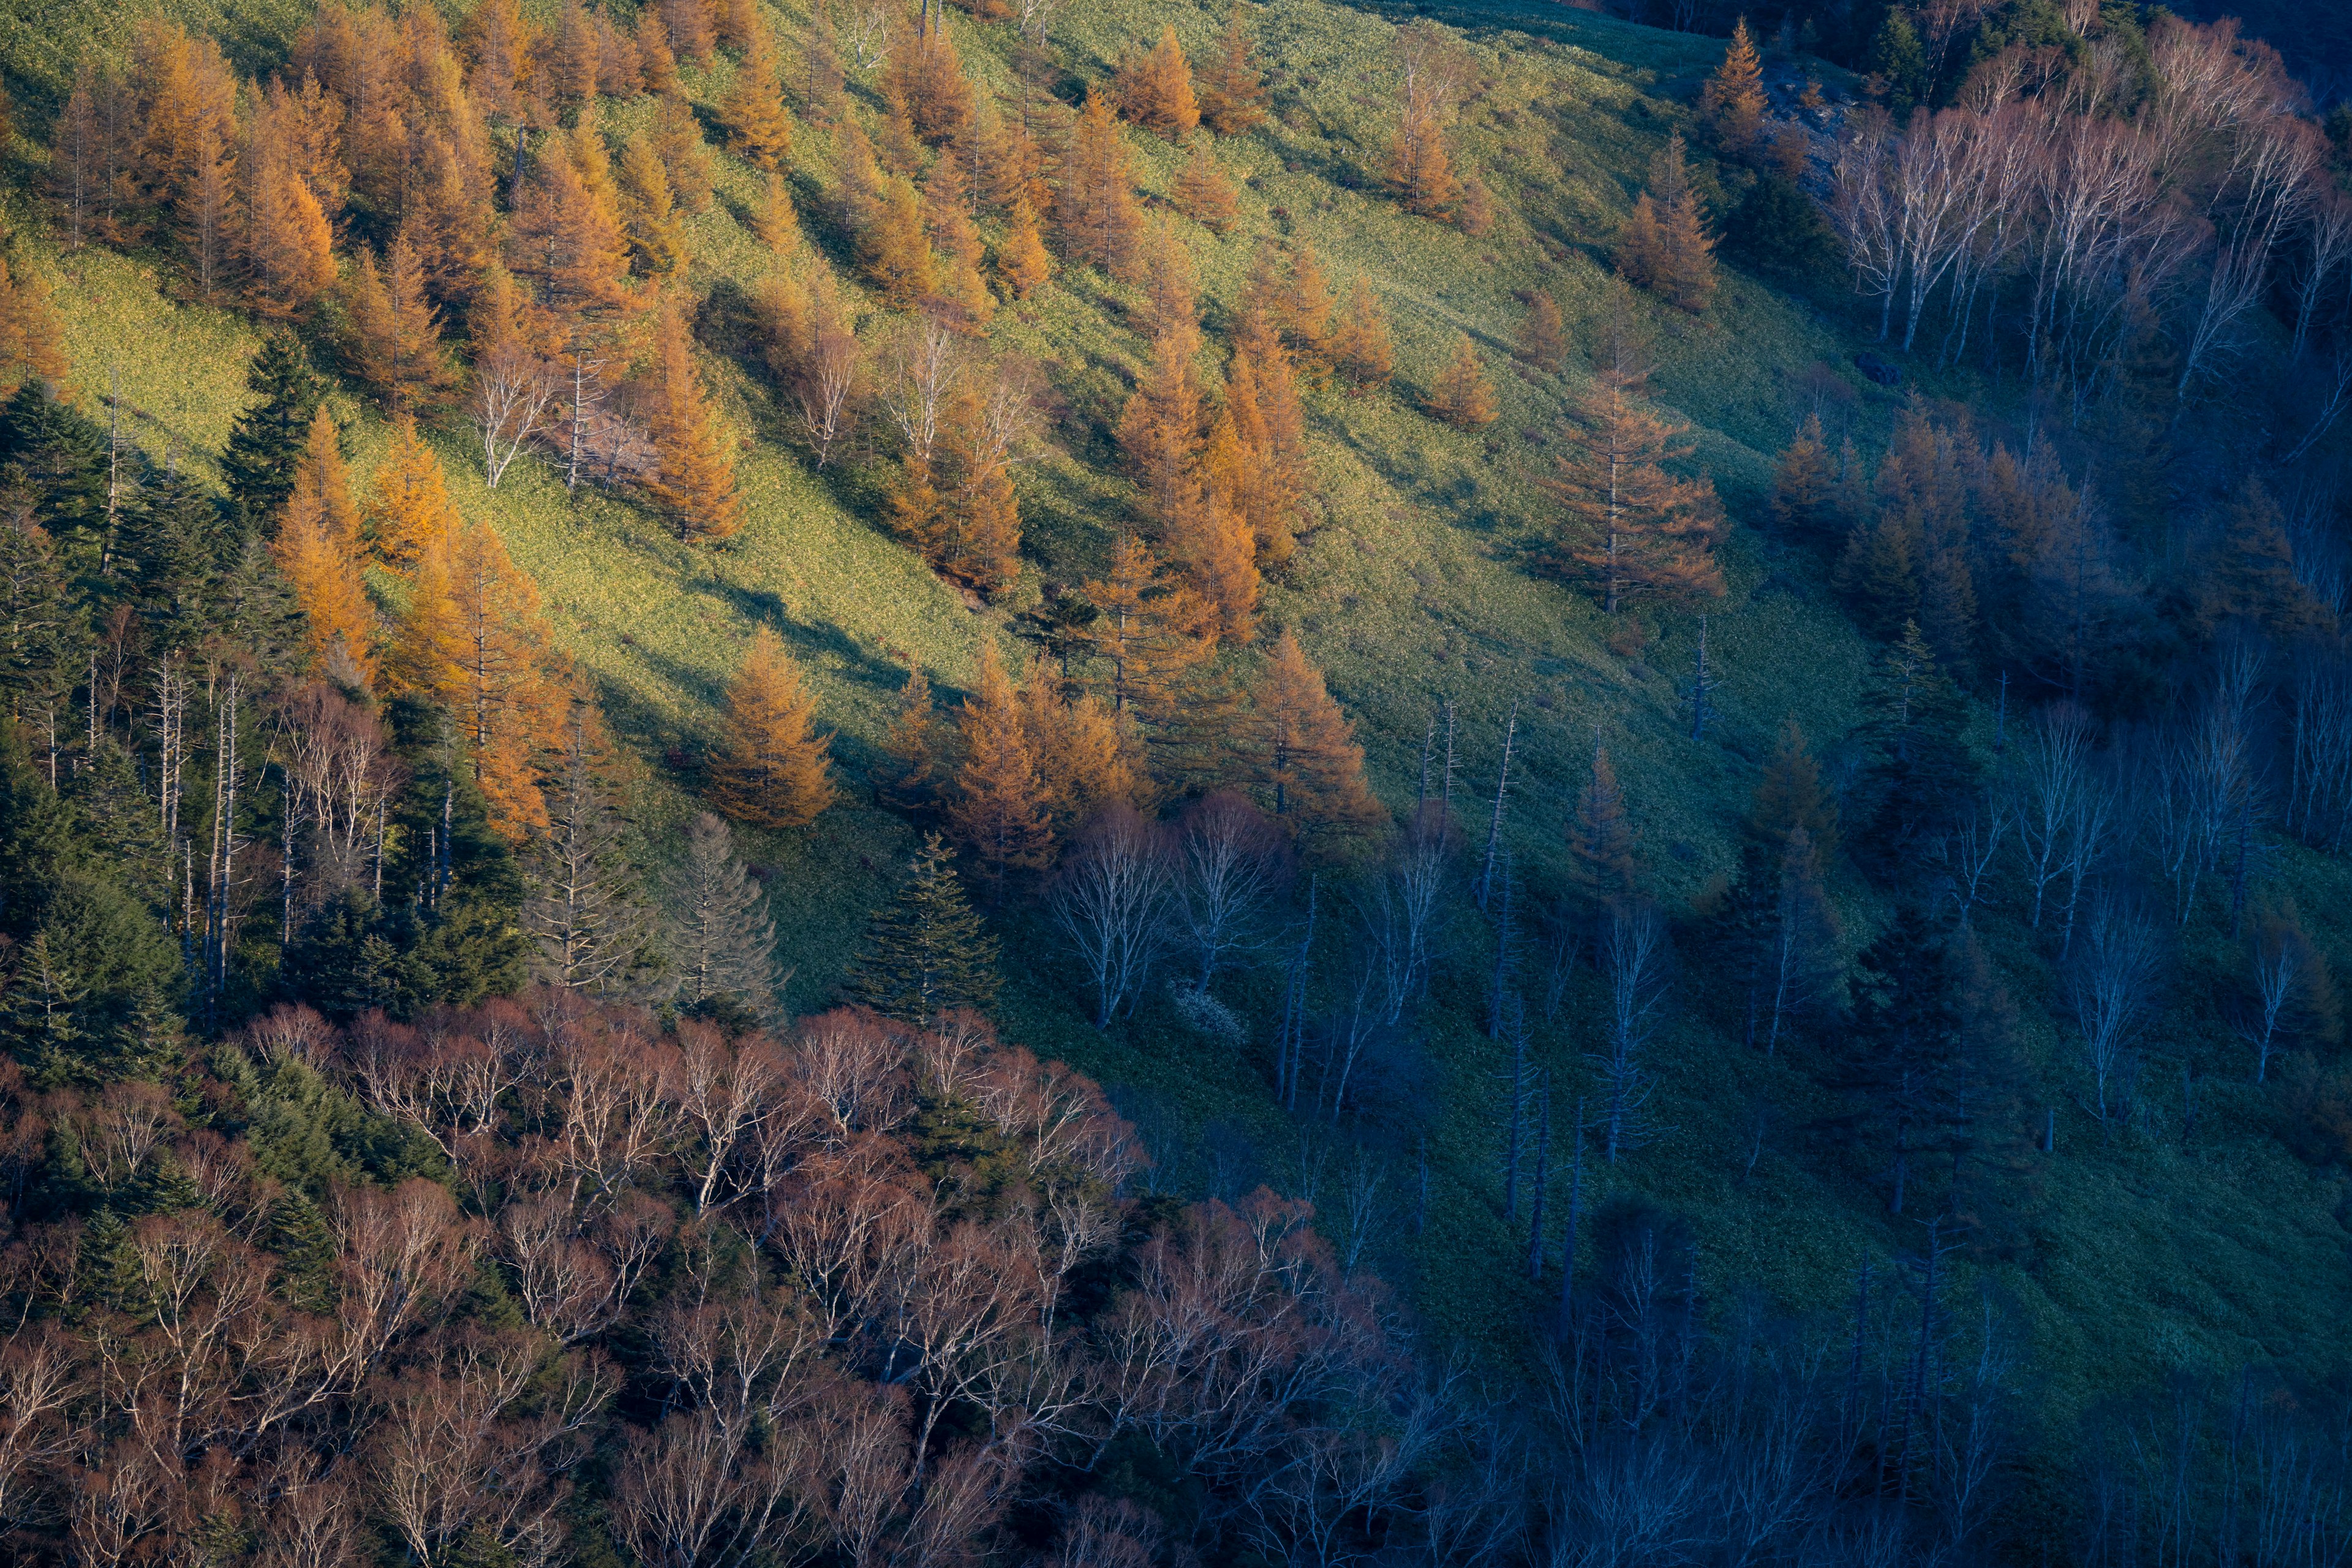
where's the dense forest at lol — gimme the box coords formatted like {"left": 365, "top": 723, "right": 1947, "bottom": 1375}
{"left": 4, "top": 0, "right": 2352, "bottom": 1561}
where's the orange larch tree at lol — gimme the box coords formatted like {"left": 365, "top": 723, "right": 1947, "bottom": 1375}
{"left": 1543, "top": 375, "right": 1727, "bottom": 614}
{"left": 723, "top": 15, "right": 794, "bottom": 172}
{"left": 1054, "top": 89, "right": 1142, "bottom": 274}
{"left": 1196, "top": 1, "right": 1270, "bottom": 135}
{"left": 1114, "top": 26, "right": 1200, "bottom": 139}
{"left": 1245, "top": 632, "right": 1384, "bottom": 843}
{"left": 950, "top": 643, "right": 1055, "bottom": 881}
{"left": 644, "top": 301, "right": 744, "bottom": 545}
{"left": 364, "top": 419, "right": 466, "bottom": 565}
{"left": 709, "top": 625, "right": 836, "bottom": 829}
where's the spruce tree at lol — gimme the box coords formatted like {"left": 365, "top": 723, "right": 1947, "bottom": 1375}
{"left": 221, "top": 331, "right": 328, "bottom": 523}
{"left": 1857, "top": 620, "right": 1977, "bottom": 865}
{"left": 1749, "top": 715, "right": 1839, "bottom": 863}
{"left": 666, "top": 812, "right": 778, "bottom": 1016}
{"left": 845, "top": 832, "right": 1001, "bottom": 1022}
{"left": 522, "top": 720, "right": 662, "bottom": 997}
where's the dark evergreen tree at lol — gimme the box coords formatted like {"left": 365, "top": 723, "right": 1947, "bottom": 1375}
{"left": 1854, "top": 619, "right": 1977, "bottom": 870}
{"left": 845, "top": 832, "right": 1001, "bottom": 1022}
{"left": 220, "top": 331, "right": 330, "bottom": 525}
{"left": 1826, "top": 911, "right": 1962, "bottom": 1218}
{"left": 668, "top": 812, "right": 778, "bottom": 1019}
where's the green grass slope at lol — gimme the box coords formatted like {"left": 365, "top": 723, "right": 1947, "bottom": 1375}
{"left": 13, "top": 0, "right": 2352, "bottom": 1457}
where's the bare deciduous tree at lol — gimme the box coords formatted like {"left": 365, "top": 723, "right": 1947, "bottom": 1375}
{"left": 1050, "top": 806, "right": 1177, "bottom": 1030}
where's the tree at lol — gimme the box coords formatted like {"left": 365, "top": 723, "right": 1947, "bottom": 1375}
{"left": 0, "top": 255, "right": 68, "bottom": 400}
{"left": 1749, "top": 716, "right": 1839, "bottom": 863}
{"left": 1055, "top": 89, "right": 1142, "bottom": 274}
{"left": 950, "top": 643, "right": 1054, "bottom": 881}
{"left": 618, "top": 135, "right": 689, "bottom": 277}
{"left": 221, "top": 331, "right": 329, "bottom": 523}
{"left": 997, "top": 198, "right": 1053, "bottom": 297}
{"left": 343, "top": 228, "right": 454, "bottom": 413}
{"left": 1188, "top": 418, "right": 1265, "bottom": 641}
{"left": 1019, "top": 663, "right": 1141, "bottom": 829}
{"left": 708, "top": 627, "right": 835, "bottom": 830}
{"left": 1224, "top": 312, "right": 1311, "bottom": 566}
{"left": 1836, "top": 911, "right": 1962, "bottom": 1213}
{"left": 667, "top": 812, "right": 778, "bottom": 1016}
{"left": 1544, "top": 378, "right": 1724, "bottom": 613}
{"left": 1196, "top": 1, "right": 1269, "bottom": 135}
{"left": 861, "top": 178, "right": 937, "bottom": 309}
{"left": 1770, "top": 412, "right": 1834, "bottom": 536}
{"left": 365, "top": 420, "right": 465, "bottom": 566}
{"left": 1117, "top": 325, "right": 1205, "bottom": 535}
{"left": 1700, "top": 17, "right": 1766, "bottom": 154}
{"left": 1567, "top": 744, "right": 1637, "bottom": 914}
{"left": 273, "top": 469, "right": 376, "bottom": 682}
{"left": 1083, "top": 533, "right": 1214, "bottom": 731}
{"left": 1387, "top": 20, "right": 1468, "bottom": 221}
{"left": 723, "top": 17, "right": 794, "bottom": 172}
{"left": 644, "top": 303, "right": 743, "bottom": 545}
{"left": 2201, "top": 478, "right": 2336, "bottom": 639}
{"left": 878, "top": 659, "right": 947, "bottom": 808}
{"left": 1245, "top": 633, "right": 1384, "bottom": 843}
{"left": 1616, "top": 134, "right": 1715, "bottom": 312}
{"left": 655, "top": 94, "right": 716, "bottom": 214}
{"left": 1856, "top": 620, "right": 1977, "bottom": 865}
{"left": 1332, "top": 279, "right": 1394, "bottom": 391}
{"left": 238, "top": 87, "right": 340, "bottom": 318}
{"left": 1427, "top": 334, "right": 1496, "bottom": 428}
{"left": 1052, "top": 805, "right": 1176, "bottom": 1028}
{"left": 753, "top": 172, "right": 799, "bottom": 257}
{"left": 1115, "top": 26, "right": 1199, "bottom": 139}
{"left": 1172, "top": 141, "right": 1239, "bottom": 233}
{"left": 1515, "top": 291, "right": 1566, "bottom": 373}
{"left": 526, "top": 715, "right": 660, "bottom": 996}
{"left": 845, "top": 832, "right": 1001, "bottom": 1020}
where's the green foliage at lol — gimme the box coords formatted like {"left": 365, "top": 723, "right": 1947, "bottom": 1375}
{"left": 845, "top": 833, "right": 1001, "bottom": 1022}
{"left": 1869, "top": 10, "right": 1931, "bottom": 117}
{"left": 213, "top": 1044, "right": 443, "bottom": 1197}
{"left": 1725, "top": 172, "right": 1838, "bottom": 281}
{"left": 219, "top": 331, "right": 329, "bottom": 526}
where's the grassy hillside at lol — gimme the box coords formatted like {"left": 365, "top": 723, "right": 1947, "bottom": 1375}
{"left": 12, "top": 0, "right": 2352, "bottom": 1471}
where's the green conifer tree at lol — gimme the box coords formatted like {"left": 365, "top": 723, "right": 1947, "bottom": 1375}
{"left": 221, "top": 331, "right": 330, "bottom": 524}
{"left": 844, "top": 832, "right": 1001, "bottom": 1023}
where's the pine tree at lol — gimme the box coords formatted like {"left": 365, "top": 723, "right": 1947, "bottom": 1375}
{"left": 1700, "top": 17, "right": 1768, "bottom": 154}
{"left": 667, "top": 812, "right": 778, "bottom": 1015}
{"left": 1, "top": 930, "right": 89, "bottom": 1086}
{"left": 618, "top": 135, "right": 689, "bottom": 276}
{"left": 364, "top": 420, "right": 464, "bottom": 566}
{"left": 273, "top": 427, "right": 377, "bottom": 681}
{"left": 1017, "top": 665, "right": 1142, "bottom": 832}
{"left": 446, "top": 521, "right": 564, "bottom": 841}
{"left": 524, "top": 715, "right": 660, "bottom": 994}
{"left": 1771, "top": 412, "right": 1834, "bottom": 536}
{"left": 996, "top": 198, "right": 1053, "bottom": 298}
{"left": 644, "top": 303, "right": 744, "bottom": 545}
{"left": 1055, "top": 89, "right": 1142, "bottom": 274}
{"left": 1246, "top": 632, "right": 1384, "bottom": 841}
{"left": 0, "top": 254, "right": 70, "bottom": 399}
{"left": 1084, "top": 532, "right": 1215, "bottom": 727}
{"left": 1567, "top": 744, "right": 1637, "bottom": 914}
{"left": 1543, "top": 377, "right": 1725, "bottom": 613}
{"left": 1115, "top": 25, "right": 1200, "bottom": 139}
{"left": 1427, "top": 334, "right": 1497, "bottom": 428}
{"left": 1332, "top": 277, "right": 1395, "bottom": 391}
{"left": 753, "top": 172, "right": 799, "bottom": 257}
{"left": 654, "top": 93, "right": 716, "bottom": 214}
{"left": 862, "top": 178, "right": 937, "bottom": 309}
{"left": 1126, "top": 216, "right": 1200, "bottom": 342}
{"left": 1117, "top": 324, "right": 1205, "bottom": 533}
{"left": 708, "top": 626, "right": 835, "bottom": 829}
{"left": 949, "top": 643, "right": 1054, "bottom": 880}
{"left": 1196, "top": 1, "right": 1270, "bottom": 135}
{"left": 1515, "top": 290, "right": 1567, "bottom": 373}
{"left": 878, "top": 659, "right": 946, "bottom": 807}
{"left": 344, "top": 227, "right": 454, "bottom": 413}
{"left": 1748, "top": 715, "right": 1839, "bottom": 864}
{"left": 1857, "top": 619, "right": 1977, "bottom": 864}
{"left": 221, "top": 331, "right": 329, "bottom": 523}
{"left": 1172, "top": 140, "right": 1240, "bottom": 233}
{"left": 723, "top": 17, "right": 794, "bottom": 172}
{"left": 844, "top": 832, "right": 1001, "bottom": 1021}
{"left": 1189, "top": 415, "right": 1265, "bottom": 643}
{"left": 1226, "top": 313, "right": 1310, "bottom": 567}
